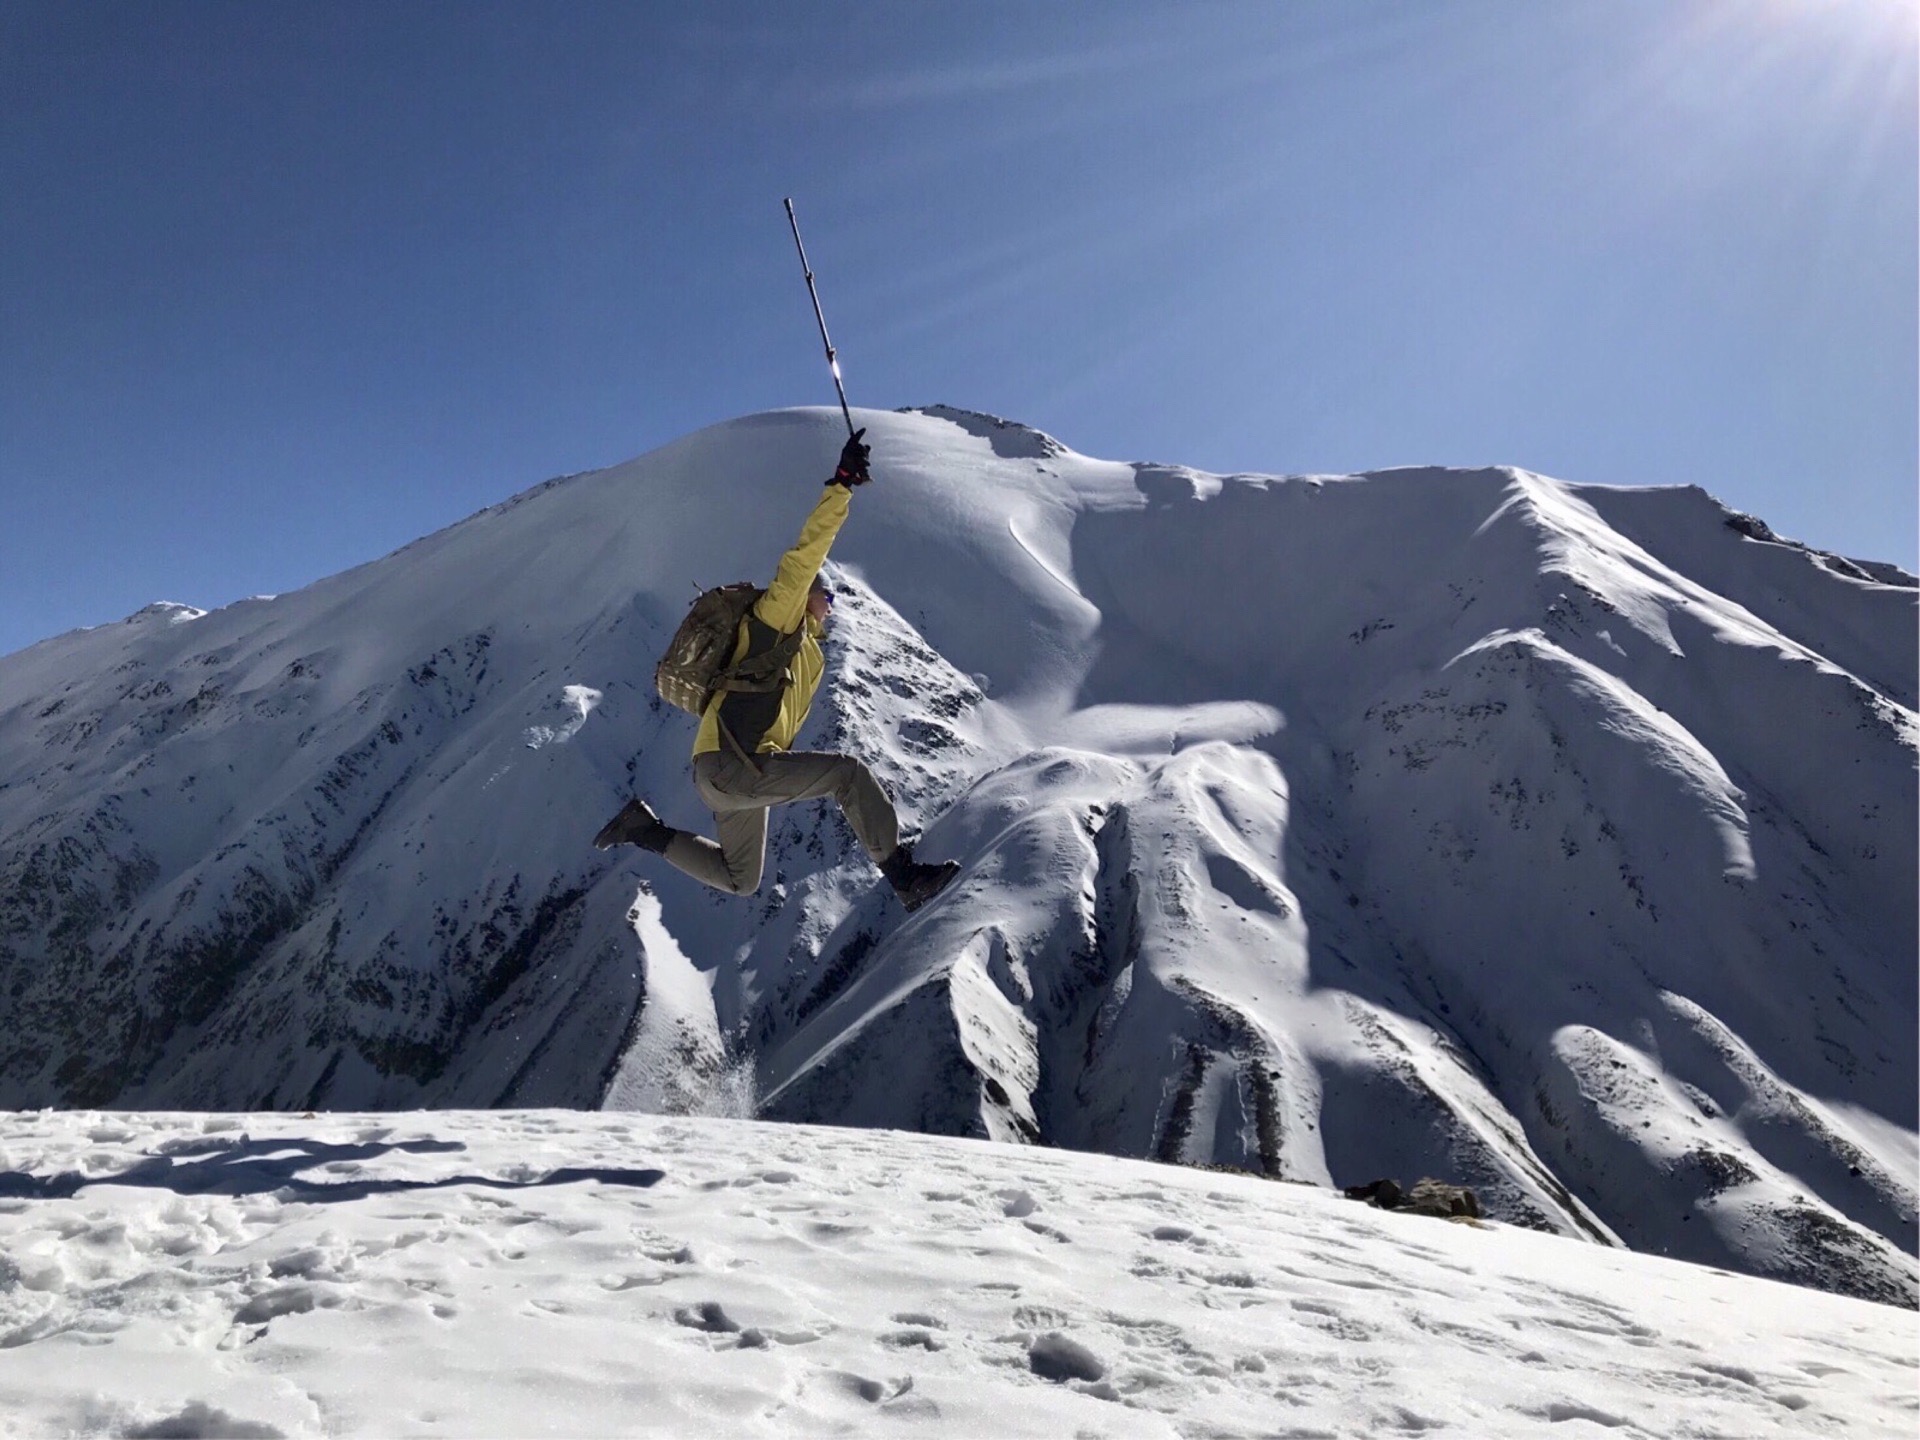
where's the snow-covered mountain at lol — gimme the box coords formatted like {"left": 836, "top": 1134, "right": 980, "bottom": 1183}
{"left": 1, "top": 405, "right": 1913, "bottom": 1306}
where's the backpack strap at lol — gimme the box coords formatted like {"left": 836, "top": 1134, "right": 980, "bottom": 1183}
{"left": 708, "top": 619, "right": 811, "bottom": 766}
{"left": 717, "top": 716, "right": 765, "bottom": 776}
{"left": 711, "top": 623, "right": 808, "bottom": 698}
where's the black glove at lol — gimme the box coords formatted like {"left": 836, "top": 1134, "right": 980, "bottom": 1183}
{"left": 831, "top": 428, "right": 871, "bottom": 487}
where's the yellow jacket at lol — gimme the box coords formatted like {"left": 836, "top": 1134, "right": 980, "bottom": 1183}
{"left": 693, "top": 484, "right": 851, "bottom": 758}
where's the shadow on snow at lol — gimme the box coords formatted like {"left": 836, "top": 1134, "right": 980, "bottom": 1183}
{"left": 0, "top": 1135, "right": 666, "bottom": 1202}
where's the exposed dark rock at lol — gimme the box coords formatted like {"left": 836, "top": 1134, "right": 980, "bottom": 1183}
{"left": 1345, "top": 1176, "right": 1483, "bottom": 1220}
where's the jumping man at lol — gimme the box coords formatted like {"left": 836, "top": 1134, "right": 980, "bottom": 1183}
{"left": 593, "top": 429, "right": 959, "bottom": 912}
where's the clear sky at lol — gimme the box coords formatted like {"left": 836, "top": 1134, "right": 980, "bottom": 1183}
{"left": 3, "top": 1, "right": 1914, "bottom": 659}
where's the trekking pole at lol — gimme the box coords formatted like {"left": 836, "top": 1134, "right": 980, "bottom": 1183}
{"left": 784, "top": 198, "right": 857, "bottom": 439}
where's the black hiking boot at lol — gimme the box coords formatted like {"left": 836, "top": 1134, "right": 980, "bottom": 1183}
{"left": 593, "top": 797, "right": 672, "bottom": 853}
{"left": 881, "top": 845, "right": 960, "bottom": 913}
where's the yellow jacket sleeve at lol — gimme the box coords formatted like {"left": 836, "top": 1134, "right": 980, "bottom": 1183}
{"left": 753, "top": 484, "right": 851, "bottom": 634}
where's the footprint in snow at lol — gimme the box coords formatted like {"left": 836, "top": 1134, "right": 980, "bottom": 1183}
{"left": 1028, "top": 1332, "right": 1106, "bottom": 1383}
{"left": 124, "top": 1402, "right": 285, "bottom": 1439}
{"left": 880, "top": 1328, "right": 946, "bottom": 1351}
{"left": 699, "top": 1169, "right": 800, "bottom": 1192}
{"left": 1012, "top": 1304, "right": 1072, "bottom": 1328}
{"left": 823, "top": 1371, "right": 915, "bottom": 1404}
{"left": 233, "top": 1286, "right": 320, "bottom": 1326}
{"left": 1207, "top": 1269, "right": 1258, "bottom": 1288}
{"left": 805, "top": 1220, "right": 867, "bottom": 1242}
{"left": 1534, "top": 1401, "right": 1632, "bottom": 1428}
{"left": 635, "top": 1235, "right": 694, "bottom": 1265}
{"left": 673, "top": 1301, "right": 738, "bottom": 1334}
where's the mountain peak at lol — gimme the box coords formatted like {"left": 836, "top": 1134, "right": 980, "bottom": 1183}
{"left": 900, "top": 404, "right": 1071, "bottom": 461}
{"left": 125, "top": 601, "right": 209, "bottom": 625}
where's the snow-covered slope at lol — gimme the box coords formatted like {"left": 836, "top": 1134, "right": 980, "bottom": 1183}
{"left": 0, "top": 405, "right": 1913, "bottom": 1306}
{"left": 2, "top": 1109, "right": 1914, "bottom": 1439}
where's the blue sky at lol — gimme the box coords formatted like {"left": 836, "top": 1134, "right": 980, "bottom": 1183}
{"left": 3, "top": 1, "right": 1914, "bottom": 659}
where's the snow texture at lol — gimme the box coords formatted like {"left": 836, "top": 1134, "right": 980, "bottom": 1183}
{"left": 0, "top": 404, "right": 1913, "bottom": 1308}
{"left": 0, "top": 1109, "right": 1912, "bottom": 1438}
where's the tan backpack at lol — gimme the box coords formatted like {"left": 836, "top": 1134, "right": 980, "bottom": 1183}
{"left": 654, "top": 583, "right": 809, "bottom": 717}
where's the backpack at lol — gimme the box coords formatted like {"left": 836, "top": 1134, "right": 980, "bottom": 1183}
{"left": 654, "top": 582, "right": 809, "bottom": 717}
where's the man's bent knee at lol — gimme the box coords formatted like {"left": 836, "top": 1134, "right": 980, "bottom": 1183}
{"left": 662, "top": 832, "right": 763, "bottom": 896}
{"left": 719, "top": 857, "right": 763, "bottom": 895}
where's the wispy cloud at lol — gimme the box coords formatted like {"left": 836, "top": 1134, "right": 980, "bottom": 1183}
{"left": 827, "top": 36, "right": 1170, "bottom": 109}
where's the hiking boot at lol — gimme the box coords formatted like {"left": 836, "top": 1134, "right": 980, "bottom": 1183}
{"left": 593, "top": 797, "right": 672, "bottom": 853}
{"left": 881, "top": 845, "right": 960, "bottom": 913}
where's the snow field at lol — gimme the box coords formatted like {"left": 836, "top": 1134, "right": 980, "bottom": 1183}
{"left": 1, "top": 1110, "right": 1914, "bottom": 1438}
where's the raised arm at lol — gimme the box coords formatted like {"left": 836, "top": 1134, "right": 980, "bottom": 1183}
{"left": 753, "top": 430, "right": 872, "bottom": 634}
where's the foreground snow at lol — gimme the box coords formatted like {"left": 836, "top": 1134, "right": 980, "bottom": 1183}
{"left": 1, "top": 1111, "right": 1912, "bottom": 1438}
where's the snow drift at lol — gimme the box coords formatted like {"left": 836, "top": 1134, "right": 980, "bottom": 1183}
{"left": 0, "top": 404, "right": 1913, "bottom": 1305}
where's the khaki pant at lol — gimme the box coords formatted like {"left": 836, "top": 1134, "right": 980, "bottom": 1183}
{"left": 659, "top": 749, "right": 900, "bottom": 895}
